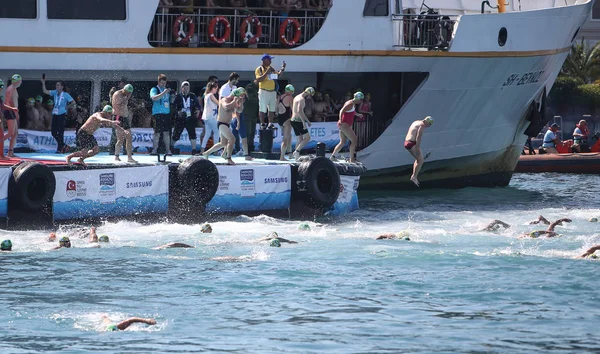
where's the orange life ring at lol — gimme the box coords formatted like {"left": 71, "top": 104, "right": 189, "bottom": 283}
{"left": 208, "top": 16, "right": 231, "bottom": 45}
{"left": 240, "top": 16, "right": 262, "bottom": 45}
{"left": 172, "top": 15, "right": 195, "bottom": 45}
{"left": 279, "top": 18, "right": 301, "bottom": 47}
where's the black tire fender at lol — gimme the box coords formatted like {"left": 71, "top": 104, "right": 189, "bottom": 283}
{"left": 10, "top": 162, "right": 56, "bottom": 212}
{"left": 297, "top": 157, "right": 340, "bottom": 208}
{"left": 177, "top": 157, "right": 219, "bottom": 205}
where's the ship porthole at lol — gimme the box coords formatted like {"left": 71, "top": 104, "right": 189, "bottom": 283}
{"left": 571, "top": 27, "right": 580, "bottom": 42}
{"left": 498, "top": 27, "right": 508, "bottom": 47}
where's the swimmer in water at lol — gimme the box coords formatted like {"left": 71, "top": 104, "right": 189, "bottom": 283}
{"left": 153, "top": 242, "right": 195, "bottom": 250}
{"left": 201, "top": 223, "right": 212, "bottom": 233}
{"left": 376, "top": 231, "right": 411, "bottom": 240}
{"left": 257, "top": 231, "right": 298, "bottom": 244}
{"left": 529, "top": 215, "right": 551, "bottom": 225}
{"left": 51, "top": 237, "right": 72, "bottom": 250}
{"left": 298, "top": 222, "right": 311, "bottom": 231}
{"left": 102, "top": 315, "right": 156, "bottom": 331}
{"left": 520, "top": 218, "right": 572, "bottom": 238}
{"left": 482, "top": 220, "right": 511, "bottom": 232}
{"left": 579, "top": 245, "right": 600, "bottom": 258}
{"left": 1, "top": 239, "right": 12, "bottom": 251}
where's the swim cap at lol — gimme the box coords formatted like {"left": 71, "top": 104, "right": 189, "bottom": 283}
{"left": 233, "top": 87, "right": 246, "bottom": 97}
{"left": 35, "top": 95, "right": 43, "bottom": 102}
{"left": 304, "top": 87, "right": 315, "bottom": 96}
{"left": 201, "top": 223, "right": 212, "bottom": 233}
{"left": 353, "top": 92, "right": 364, "bottom": 100}
{"left": 589, "top": 217, "right": 598, "bottom": 223}
{"left": 423, "top": 116, "right": 434, "bottom": 125}
{"left": 0, "top": 79, "right": 4, "bottom": 87}
{"left": 268, "top": 231, "right": 278, "bottom": 239}
{"left": 103, "top": 105, "right": 113, "bottom": 113}
{"left": 124, "top": 84, "right": 134, "bottom": 93}
{"left": 270, "top": 239, "right": 281, "bottom": 247}
{"left": 27, "top": 97, "right": 35, "bottom": 105}
{"left": 285, "top": 84, "right": 295, "bottom": 92}
{"left": 99, "top": 235, "right": 109, "bottom": 243}
{"left": 528, "top": 231, "right": 541, "bottom": 238}
{"left": 590, "top": 253, "right": 599, "bottom": 259}
{"left": 396, "top": 231, "right": 411, "bottom": 241}
{"left": 46, "top": 99, "right": 54, "bottom": 105}
{"left": 11, "top": 74, "right": 21, "bottom": 82}
{"left": 298, "top": 222, "right": 311, "bottom": 231}
{"left": 59, "top": 236, "right": 71, "bottom": 247}
{"left": 1, "top": 239, "right": 12, "bottom": 251}
{"left": 106, "top": 324, "right": 119, "bottom": 331}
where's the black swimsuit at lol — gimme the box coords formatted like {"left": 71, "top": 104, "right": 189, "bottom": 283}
{"left": 277, "top": 96, "right": 292, "bottom": 127}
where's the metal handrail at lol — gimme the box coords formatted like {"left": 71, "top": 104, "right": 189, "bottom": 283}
{"left": 150, "top": 6, "right": 329, "bottom": 48}
{"left": 392, "top": 13, "right": 459, "bottom": 50}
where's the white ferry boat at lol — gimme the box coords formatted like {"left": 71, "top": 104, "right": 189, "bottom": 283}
{"left": 0, "top": 0, "right": 593, "bottom": 189}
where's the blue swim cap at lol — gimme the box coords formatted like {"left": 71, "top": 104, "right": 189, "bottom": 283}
{"left": 1, "top": 239, "right": 12, "bottom": 251}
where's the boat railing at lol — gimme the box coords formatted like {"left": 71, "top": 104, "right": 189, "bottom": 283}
{"left": 391, "top": 13, "right": 459, "bottom": 50}
{"left": 149, "top": 6, "right": 328, "bottom": 48}
{"left": 353, "top": 117, "right": 388, "bottom": 150}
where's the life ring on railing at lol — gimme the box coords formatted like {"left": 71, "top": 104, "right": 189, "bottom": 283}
{"left": 296, "top": 157, "right": 340, "bottom": 208}
{"left": 208, "top": 16, "right": 231, "bottom": 44}
{"left": 240, "top": 16, "right": 262, "bottom": 45}
{"left": 279, "top": 18, "right": 301, "bottom": 47}
{"left": 177, "top": 156, "right": 219, "bottom": 206}
{"left": 172, "top": 15, "right": 195, "bottom": 45}
{"left": 10, "top": 162, "right": 56, "bottom": 212}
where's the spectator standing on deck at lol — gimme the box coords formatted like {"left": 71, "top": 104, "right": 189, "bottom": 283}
{"left": 150, "top": 74, "right": 173, "bottom": 156}
{"left": 173, "top": 81, "right": 201, "bottom": 155}
{"left": 201, "top": 82, "right": 220, "bottom": 154}
{"left": 41, "top": 77, "right": 75, "bottom": 154}
{"left": 255, "top": 54, "right": 286, "bottom": 129}
{"left": 243, "top": 83, "right": 259, "bottom": 153}
{"left": 35, "top": 96, "right": 51, "bottom": 131}
{"left": 112, "top": 84, "right": 136, "bottom": 163}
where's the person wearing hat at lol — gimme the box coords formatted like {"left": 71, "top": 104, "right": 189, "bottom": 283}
{"left": 330, "top": 91, "right": 365, "bottom": 164}
{"left": 51, "top": 236, "right": 72, "bottom": 250}
{"left": 3, "top": 74, "right": 22, "bottom": 157}
{"left": 572, "top": 119, "right": 590, "bottom": 153}
{"left": 34, "top": 95, "right": 51, "bottom": 131}
{"left": 149, "top": 74, "right": 174, "bottom": 156}
{"left": 255, "top": 54, "right": 286, "bottom": 129}
{"left": 41, "top": 77, "right": 75, "bottom": 153}
{"left": 289, "top": 87, "right": 315, "bottom": 160}
{"left": 1, "top": 239, "right": 12, "bottom": 251}
{"left": 66, "top": 105, "right": 124, "bottom": 166}
{"left": 173, "top": 81, "right": 201, "bottom": 155}
{"left": 25, "top": 97, "right": 44, "bottom": 130}
{"left": 278, "top": 84, "right": 295, "bottom": 161}
{"left": 403, "top": 116, "right": 434, "bottom": 187}
{"left": 202, "top": 88, "right": 246, "bottom": 165}
{"left": 541, "top": 123, "right": 561, "bottom": 154}
{"left": 112, "top": 83, "right": 137, "bottom": 163}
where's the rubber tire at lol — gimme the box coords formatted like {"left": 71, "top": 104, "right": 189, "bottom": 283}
{"left": 11, "top": 162, "right": 56, "bottom": 212}
{"left": 177, "top": 157, "right": 219, "bottom": 205}
{"left": 297, "top": 157, "right": 340, "bottom": 208}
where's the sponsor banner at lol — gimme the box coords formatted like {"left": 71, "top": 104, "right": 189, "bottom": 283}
{"left": 53, "top": 165, "right": 169, "bottom": 220}
{"left": 326, "top": 175, "right": 360, "bottom": 216}
{"left": 0, "top": 168, "right": 10, "bottom": 218}
{"left": 17, "top": 122, "right": 341, "bottom": 153}
{"left": 207, "top": 164, "right": 291, "bottom": 213}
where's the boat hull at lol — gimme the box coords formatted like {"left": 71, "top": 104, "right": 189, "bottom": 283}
{"left": 515, "top": 153, "right": 600, "bottom": 174}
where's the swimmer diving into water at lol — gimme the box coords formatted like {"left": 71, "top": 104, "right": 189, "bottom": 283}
{"left": 102, "top": 315, "right": 156, "bottom": 331}
{"left": 404, "top": 116, "right": 433, "bottom": 187}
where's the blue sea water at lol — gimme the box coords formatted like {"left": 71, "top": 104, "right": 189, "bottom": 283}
{"left": 0, "top": 173, "right": 599, "bottom": 353}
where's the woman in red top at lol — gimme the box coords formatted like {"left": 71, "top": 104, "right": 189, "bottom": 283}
{"left": 330, "top": 92, "right": 364, "bottom": 163}
{"left": 357, "top": 93, "right": 372, "bottom": 121}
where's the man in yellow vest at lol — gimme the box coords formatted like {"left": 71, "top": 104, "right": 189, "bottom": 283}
{"left": 255, "top": 53, "right": 286, "bottom": 130}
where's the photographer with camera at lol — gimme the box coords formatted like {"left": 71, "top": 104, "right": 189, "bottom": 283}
{"left": 149, "top": 74, "right": 174, "bottom": 155}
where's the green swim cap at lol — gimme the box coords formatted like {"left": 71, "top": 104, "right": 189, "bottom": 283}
{"left": 99, "top": 235, "right": 109, "bottom": 243}
{"left": 353, "top": 91, "right": 364, "bottom": 100}
{"left": 46, "top": 99, "right": 54, "bottom": 105}
{"left": 233, "top": 87, "right": 246, "bottom": 97}
{"left": 304, "top": 87, "right": 315, "bottom": 96}
{"left": 590, "top": 253, "right": 599, "bottom": 259}
{"left": 0, "top": 79, "right": 4, "bottom": 87}
{"left": 528, "top": 231, "right": 541, "bottom": 238}
{"left": 589, "top": 217, "right": 598, "bottom": 223}
{"left": 285, "top": 84, "right": 295, "bottom": 92}
{"left": 1, "top": 239, "right": 12, "bottom": 251}
{"left": 124, "top": 84, "right": 134, "bottom": 93}
{"left": 423, "top": 116, "right": 434, "bottom": 125}
{"left": 59, "top": 236, "right": 71, "bottom": 247}
{"left": 103, "top": 105, "right": 113, "bottom": 113}
{"left": 35, "top": 95, "right": 43, "bottom": 102}
{"left": 11, "top": 74, "right": 21, "bottom": 82}
{"left": 27, "top": 97, "right": 35, "bottom": 104}
{"left": 106, "top": 324, "right": 119, "bottom": 331}
{"left": 201, "top": 223, "right": 212, "bottom": 233}
{"left": 298, "top": 222, "right": 310, "bottom": 231}
{"left": 270, "top": 239, "right": 281, "bottom": 247}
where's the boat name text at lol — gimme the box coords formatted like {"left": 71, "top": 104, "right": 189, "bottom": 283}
{"left": 502, "top": 70, "right": 545, "bottom": 87}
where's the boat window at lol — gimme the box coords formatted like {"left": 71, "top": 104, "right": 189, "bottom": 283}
{"left": 47, "top": 0, "right": 126, "bottom": 20}
{"left": 0, "top": 0, "right": 37, "bottom": 19}
{"left": 593, "top": 1, "right": 600, "bottom": 19}
{"left": 364, "top": 0, "right": 389, "bottom": 17}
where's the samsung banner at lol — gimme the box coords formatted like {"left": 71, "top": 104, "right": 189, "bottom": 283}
{"left": 0, "top": 168, "right": 10, "bottom": 218}
{"left": 16, "top": 122, "right": 341, "bottom": 153}
{"left": 53, "top": 165, "right": 169, "bottom": 220}
{"left": 326, "top": 175, "right": 360, "bottom": 216}
{"left": 207, "top": 164, "right": 291, "bottom": 213}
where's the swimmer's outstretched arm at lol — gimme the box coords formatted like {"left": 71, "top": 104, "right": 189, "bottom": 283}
{"left": 482, "top": 220, "right": 510, "bottom": 231}
{"left": 547, "top": 218, "right": 572, "bottom": 232}
{"left": 580, "top": 245, "right": 600, "bottom": 258}
{"left": 277, "top": 237, "right": 298, "bottom": 244}
{"left": 115, "top": 317, "right": 157, "bottom": 330}
{"left": 529, "top": 215, "right": 551, "bottom": 225}
{"left": 376, "top": 233, "right": 396, "bottom": 240}
{"left": 153, "top": 242, "right": 194, "bottom": 250}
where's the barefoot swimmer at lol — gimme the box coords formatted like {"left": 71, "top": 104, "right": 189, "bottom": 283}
{"left": 405, "top": 116, "right": 433, "bottom": 187}
{"left": 66, "top": 106, "right": 124, "bottom": 166}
